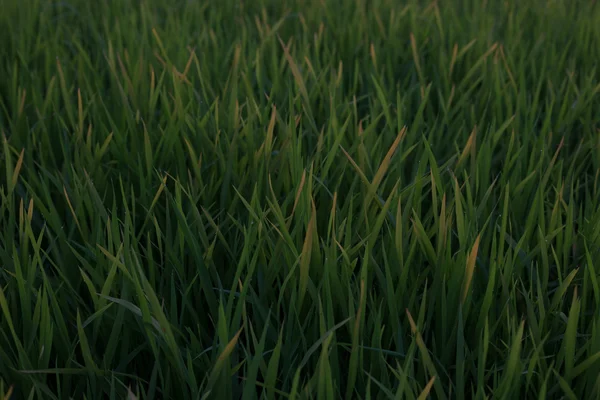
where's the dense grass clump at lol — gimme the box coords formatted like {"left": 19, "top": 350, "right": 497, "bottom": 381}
{"left": 1, "top": 0, "right": 600, "bottom": 398}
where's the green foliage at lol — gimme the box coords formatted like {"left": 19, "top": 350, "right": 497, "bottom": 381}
{"left": 1, "top": 0, "right": 600, "bottom": 398}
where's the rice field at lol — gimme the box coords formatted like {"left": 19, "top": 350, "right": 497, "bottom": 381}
{"left": 1, "top": 0, "right": 600, "bottom": 398}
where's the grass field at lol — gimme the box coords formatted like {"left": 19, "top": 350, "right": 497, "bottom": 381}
{"left": 1, "top": 0, "right": 600, "bottom": 398}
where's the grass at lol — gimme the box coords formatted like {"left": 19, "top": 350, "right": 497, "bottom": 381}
{"left": 1, "top": 0, "right": 600, "bottom": 398}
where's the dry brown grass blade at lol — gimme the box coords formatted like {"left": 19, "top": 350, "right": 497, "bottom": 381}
{"left": 461, "top": 234, "right": 481, "bottom": 304}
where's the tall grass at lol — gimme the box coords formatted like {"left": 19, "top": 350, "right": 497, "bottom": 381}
{"left": 1, "top": 0, "right": 600, "bottom": 398}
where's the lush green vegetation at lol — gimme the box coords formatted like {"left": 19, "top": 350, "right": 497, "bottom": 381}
{"left": 1, "top": 0, "right": 599, "bottom": 398}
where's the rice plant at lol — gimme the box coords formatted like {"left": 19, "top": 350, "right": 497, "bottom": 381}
{"left": 1, "top": 0, "right": 599, "bottom": 398}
